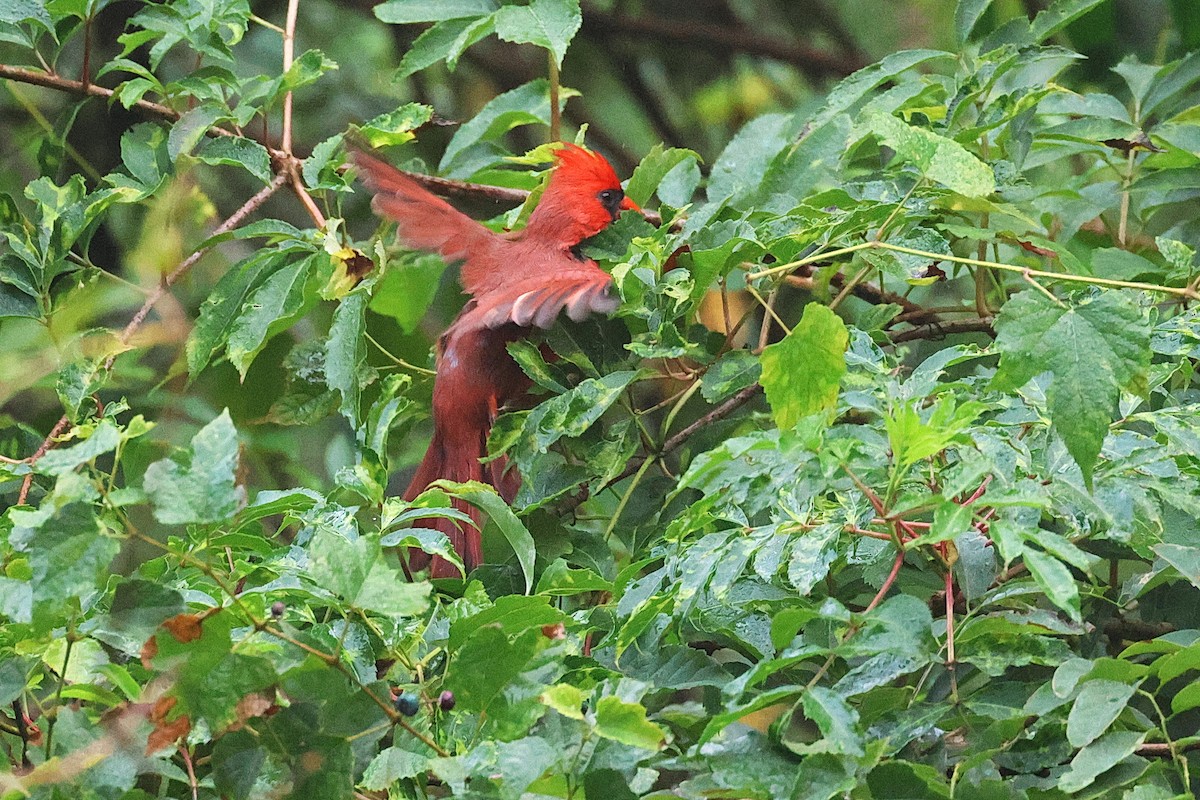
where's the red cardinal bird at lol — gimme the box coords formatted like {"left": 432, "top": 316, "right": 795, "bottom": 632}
{"left": 352, "top": 144, "right": 639, "bottom": 577}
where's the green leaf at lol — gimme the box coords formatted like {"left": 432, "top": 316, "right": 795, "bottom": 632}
{"left": 0, "top": 281, "right": 39, "bottom": 319}
{"left": 395, "top": 16, "right": 496, "bottom": 78}
{"left": 227, "top": 253, "right": 319, "bottom": 377}
{"left": 143, "top": 410, "right": 241, "bottom": 525}
{"left": 448, "top": 595, "right": 566, "bottom": 651}
{"left": 906, "top": 500, "right": 973, "bottom": 548}
{"left": 369, "top": 252, "right": 447, "bottom": 333}
{"left": 1059, "top": 730, "right": 1146, "bottom": 793}
{"left": 541, "top": 683, "right": 586, "bottom": 720}
{"left": 956, "top": 0, "right": 995, "bottom": 44}
{"left": 706, "top": 113, "right": 792, "bottom": 204}
{"left": 535, "top": 558, "right": 612, "bottom": 595}
{"left": 325, "top": 290, "right": 367, "bottom": 426}
{"left": 1067, "top": 679, "right": 1138, "bottom": 747}
{"left": 1090, "top": 248, "right": 1160, "bottom": 281}
{"left": 594, "top": 695, "right": 667, "bottom": 751}
{"left": 625, "top": 144, "right": 702, "bottom": 208}
{"left": 263, "top": 342, "right": 339, "bottom": 426}
{"left": 33, "top": 420, "right": 122, "bottom": 476}
{"left": 116, "top": 122, "right": 170, "bottom": 194}
{"left": 886, "top": 394, "right": 983, "bottom": 469}
{"left": 795, "top": 753, "right": 858, "bottom": 800}
{"left": 1172, "top": 681, "right": 1200, "bottom": 714}
{"left": 279, "top": 49, "right": 337, "bottom": 93}
{"left": 0, "top": 0, "right": 52, "bottom": 28}
{"left": 445, "top": 624, "right": 553, "bottom": 731}
{"left": 991, "top": 291, "right": 1151, "bottom": 486}
{"left": 802, "top": 686, "right": 864, "bottom": 756}
{"left": 307, "top": 527, "right": 431, "bottom": 619}
{"left": 513, "top": 370, "right": 640, "bottom": 467}
{"left": 787, "top": 524, "right": 840, "bottom": 595}
{"left": 437, "top": 481, "right": 536, "bottom": 593}
{"left": 494, "top": 0, "right": 580, "bottom": 67}
{"left": 103, "top": 579, "right": 186, "bottom": 647}
{"left": 810, "top": 49, "right": 954, "bottom": 132}
{"left": 357, "top": 103, "right": 435, "bottom": 148}
{"left": 1029, "top": 0, "right": 1106, "bottom": 43}
{"left": 859, "top": 110, "right": 995, "bottom": 197}
{"left": 760, "top": 303, "right": 848, "bottom": 428}
{"left": 1152, "top": 543, "right": 1200, "bottom": 589}
{"left": 8, "top": 486, "right": 119, "bottom": 630}
{"left": 863, "top": 228, "right": 952, "bottom": 284}
{"left": 193, "top": 136, "right": 272, "bottom": 184}
{"left": 864, "top": 762, "right": 952, "bottom": 800}
{"left": 375, "top": 0, "right": 497, "bottom": 23}
{"left": 187, "top": 248, "right": 295, "bottom": 375}
{"left": 361, "top": 746, "right": 428, "bottom": 790}
{"left": 507, "top": 340, "right": 569, "bottom": 393}
{"left": 212, "top": 729, "right": 266, "bottom": 800}
{"left": 168, "top": 103, "right": 230, "bottom": 159}
{"left": 701, "top": 349, "right": 761, "bottom": 403}
{"left": 1023, "top": 548, "right": 1082, "bottom": 622}
{"left": 440, "top": 79, "right": 575, "bottom": 174}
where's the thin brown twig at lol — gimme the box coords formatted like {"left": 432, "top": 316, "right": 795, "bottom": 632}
{"left": 661, "top": 383, "right": 762, "bottom": 455}
{"left": 944, "top": 564, "right": 958, "bottom": 700}
{"left": 179, "top": 744, "right": 199, "bottom": 800}
{"left": 548, "top": 51, "right": 561, "bottom": 144}
{"left": 80, "top": 14, "right": 92, "bottom": 91}
{"left": 865, "top": 550, "right": 905, "bottom": 613}
{"left": 15, "top": 416, "right": 69, "bottom": 505}
{"left": 12, "top": 174, "right": 288, "bottom": 497}
{"left": 277, "top": 0, "right": 327, "bottom": 228}
{"left": 1138, "top": 741, "right": 1200, "bottom": 758}
{"left": 112, "top": 172, "right": 289, "bottom": 360}
{"left": 564, "top": 383, "right": 762, "bottom": 513}
{"left": 281, "top": 0, "right": 299, "bottom": 156}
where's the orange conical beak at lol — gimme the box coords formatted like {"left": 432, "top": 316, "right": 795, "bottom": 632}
{"left": 620, "top": 195, "right": 641, "bottom": 213}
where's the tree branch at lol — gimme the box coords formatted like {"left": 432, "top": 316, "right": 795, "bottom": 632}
{"left": 566, "top": 382, "right": 763, "bottom": 514}
{"left": 12, "top": 174, "right": 289, "bottom": 503}
{"left": 0, "top": 63, "right": 661, "bottom": 224}
{"left": 583, "top": 10, "right": 867, "bottom": 77}
{"left": 786, "top": 270, "right": 931, "bottom": 320}
{"left": 889, "top": 317, "right": 995, "bottom": 343}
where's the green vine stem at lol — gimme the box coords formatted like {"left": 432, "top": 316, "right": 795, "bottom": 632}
{"left": 748, "top": 240, "right": 1200, "bottom": 301}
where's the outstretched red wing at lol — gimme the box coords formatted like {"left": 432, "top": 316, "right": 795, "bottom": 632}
{"left": 464, "top": 269, "right": 618, "bottom": 332}
{"left": 350, "top": 149, "right": 497, "bottom": 267}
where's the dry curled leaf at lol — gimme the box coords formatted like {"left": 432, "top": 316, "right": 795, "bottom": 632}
{"left": 140, "top": 635, "right": 158, "bottom": 670}
{"left": 230, "top": 691, "right": 277, "bottom": 731}
{"left": 146, "top": 696, "right": 190, "bottom": 755}
{"left": 162, "top": 612, "right": 205, "bottom": 643}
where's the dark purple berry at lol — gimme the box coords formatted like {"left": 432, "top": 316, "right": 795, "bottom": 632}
{"left": 438, "top": 690, "right": 455, "bottom": 711}
{"left": 394, "top": 692, "right": 420, "bottom": 717}
{"left": 270, "top": 601, "right": 285, "bottom": 618}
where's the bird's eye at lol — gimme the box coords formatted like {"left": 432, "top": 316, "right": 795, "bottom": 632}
{"left": 599, "top": 190, "right": 615, "bottom": 202}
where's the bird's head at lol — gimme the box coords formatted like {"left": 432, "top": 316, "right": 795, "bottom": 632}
{"left": 525, "top": 143, "right": 641, "bottom": 245}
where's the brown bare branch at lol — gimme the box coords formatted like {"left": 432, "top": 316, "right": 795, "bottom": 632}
{"left": 786, "top": 269, "right": 930, "bottom": 320}
{"left": 566, "top": 382, "right": 763, "bottom": 514}
{"left": 583, "top": 10, "right": 867, "bottom": 77}
{"left": 889, "top": 318, "right": 995, "bottom": 343}
{"left": 0, "top": 63, "right": 666, "bottom": 226}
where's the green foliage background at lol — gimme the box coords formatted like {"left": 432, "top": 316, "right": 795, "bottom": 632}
{"left": 2, "top": 0, "right": 1200, "bottom": 798}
